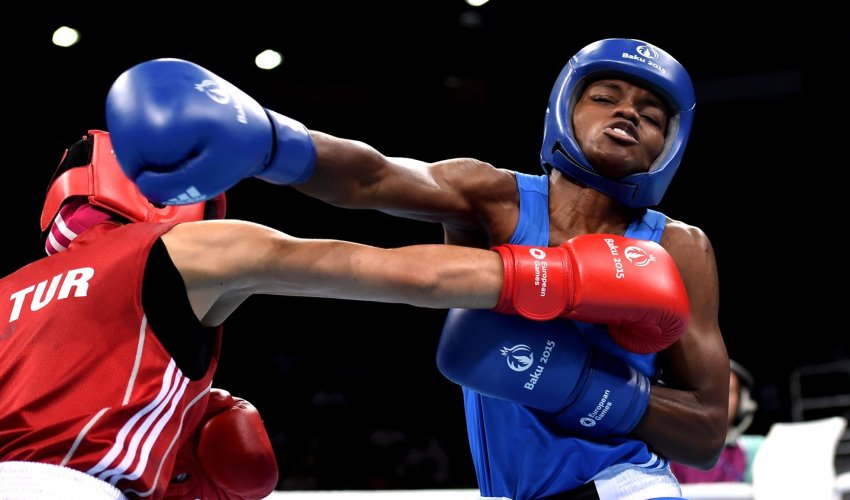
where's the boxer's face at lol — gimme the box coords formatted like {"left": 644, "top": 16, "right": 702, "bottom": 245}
{"left": 572, "top": 78, "right": 668, "bottom": 179}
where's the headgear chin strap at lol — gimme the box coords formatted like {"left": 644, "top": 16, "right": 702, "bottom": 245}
{"left": 540, "top": 38, "right": 696, "bottom": 208}
{"left": 41, "top": 130, "right": 226, "bottom": 239}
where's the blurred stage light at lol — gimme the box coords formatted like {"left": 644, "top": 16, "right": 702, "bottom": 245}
{"left": 52, "top": 26, "right": 80, "bottom": 48}
{"left": 255, "top": 50, "right": 283, "bottom": 70}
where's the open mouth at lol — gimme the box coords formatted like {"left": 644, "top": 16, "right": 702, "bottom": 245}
{"left": 604, "top": 121, "right": 639, "bottom": 145}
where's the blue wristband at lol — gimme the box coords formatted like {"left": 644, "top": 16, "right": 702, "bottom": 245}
{"left": 257, "top": 109, "right": 317, "bottom": 185}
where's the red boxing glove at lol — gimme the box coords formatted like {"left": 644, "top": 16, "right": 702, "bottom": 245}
{"left": 163, "top": 388, "right": 279, "bottom": 500}
{"left": 493, "top": 234, "right": 690, "bottom": 354}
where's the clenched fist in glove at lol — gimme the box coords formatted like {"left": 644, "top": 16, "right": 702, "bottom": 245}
{"left": 493, "top": 233, "right": 690, "bottom": 354}
{"left": 106, "top": 58, "right": 316, "bottom": 205}
{"left": 163, "top": 388, "right": 278, "bottom": 500}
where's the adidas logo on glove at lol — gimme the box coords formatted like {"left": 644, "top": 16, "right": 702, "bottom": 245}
{"left": 166, "top": 187, "right": 207, "bottom": 205}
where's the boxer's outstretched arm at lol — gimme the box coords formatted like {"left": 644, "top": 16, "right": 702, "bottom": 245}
{"left": 160, "top": 219, "right": 504, "bottom": 327}
{"left": 631, "top": 221, "right": 729, "bottom": 468}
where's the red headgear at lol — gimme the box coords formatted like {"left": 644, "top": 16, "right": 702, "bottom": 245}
{"left": 41, "top": 129, "right": 226, "bottom": 233}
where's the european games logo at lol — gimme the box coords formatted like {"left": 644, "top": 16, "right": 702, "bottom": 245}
{"left": 621, "top": 44, "right": 666, "bottom": 74}
{"left": 624, "top": 246, "right": 657, "bottom": 267}
{"left": 195, "top": 79, "right": 230, "bottom": 105}
{"left": 194, "top": 79, "right": 248, "bottom": 124}
{"left": 500, "top": 344, "right": 534, "bottom": 372}
{"left": 636, "top": 45, "right": 659, "bottom": 59}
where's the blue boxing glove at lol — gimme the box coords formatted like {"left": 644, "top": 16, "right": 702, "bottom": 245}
{"left": 105, "top": 58, "right": 316, "bottom": 205}
{"left": 437, "top": 309, "right": 650, "bottom": 438}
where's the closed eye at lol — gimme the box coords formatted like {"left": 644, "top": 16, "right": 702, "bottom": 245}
{"left": 642, "top": 114, "right": 660, "bottom": 127}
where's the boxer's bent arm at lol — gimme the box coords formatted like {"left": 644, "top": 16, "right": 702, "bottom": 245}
{"left": 631, "top": 222, "right": 729, "bottom": 468}
{"left": 160, "top": 220, "right": 503, "bottom": 327}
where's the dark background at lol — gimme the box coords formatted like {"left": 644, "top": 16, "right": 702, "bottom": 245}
{"left": 7, "top": 3, "right": 832, "bottom": 490}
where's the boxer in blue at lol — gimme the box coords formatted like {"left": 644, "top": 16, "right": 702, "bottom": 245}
{"left": 104, "top": 38, "right": 729, "bottom": 500}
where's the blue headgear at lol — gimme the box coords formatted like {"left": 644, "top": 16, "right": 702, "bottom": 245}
{"left": 541, "top": 38, "right": 695, "bottom": 207}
